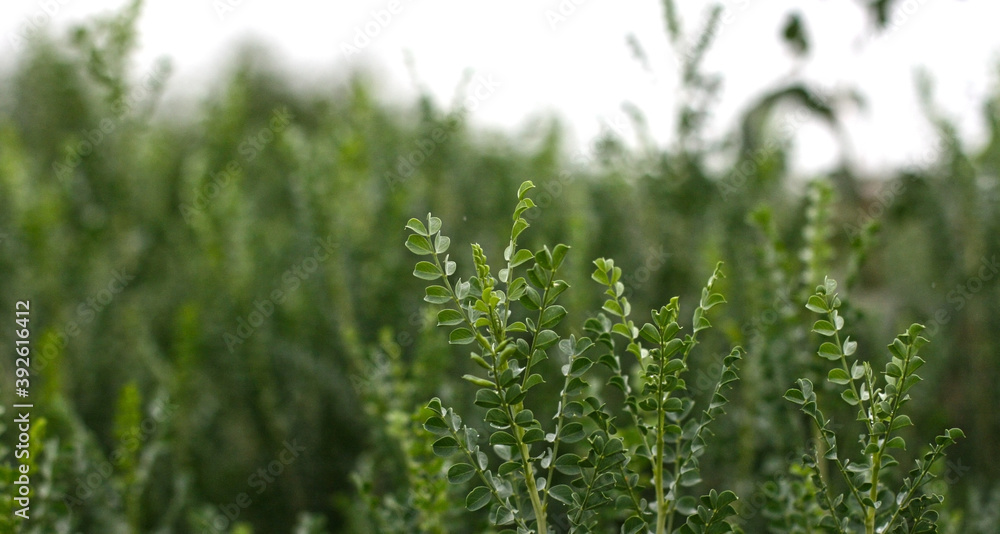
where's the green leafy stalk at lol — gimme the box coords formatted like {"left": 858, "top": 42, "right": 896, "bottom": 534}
{"left": 408, "top": 187, "right": 558, "bottom": 534}
{"left": 424, "top": 398, "right": 530, "bottom": 531}
{"left": 540, "top": 335, "right": 593, "bottom": 513}
{"left": 788, "top": 279, "right": 964, "bottom": 533}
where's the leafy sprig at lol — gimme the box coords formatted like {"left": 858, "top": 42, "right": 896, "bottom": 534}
{"left": 785, "top": 278, "right": 964, "bottom": 534}
{"left": 406, "top": 181, "right": 745, "bottom": 534}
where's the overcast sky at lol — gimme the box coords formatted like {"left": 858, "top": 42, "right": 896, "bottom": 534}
{"left": 2, "top": 1, "right": 998, "bottom": 177}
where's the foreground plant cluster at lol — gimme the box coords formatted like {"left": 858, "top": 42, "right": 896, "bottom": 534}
{"left": 4, "top": 0, "right": 998, "bottom": 531}
{"left": 401, "top": 182, "right": 963, "bottom": 534}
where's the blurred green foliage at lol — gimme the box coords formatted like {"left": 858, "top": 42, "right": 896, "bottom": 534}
{"left": 0, "top": 1, "right": 998, "bottom": 533}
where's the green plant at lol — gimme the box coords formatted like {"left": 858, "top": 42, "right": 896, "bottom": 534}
{"left": 406, "top": 181, "right": 744, "bottom": 533}
{"left": 783, "top": 278, "right": 964, "bottom": 533}
{"left": 4, "top": 1, "right": 993, "bottom": 530}
{"left": 348, "top": 330, "right": 454, "bottom": 534}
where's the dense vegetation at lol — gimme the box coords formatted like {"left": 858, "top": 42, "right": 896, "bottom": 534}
{"left": 403, "top": 185, "right": 965, "bottom": 533}
{"left": 0, "top": 1, "right": 998, "bottom": 532}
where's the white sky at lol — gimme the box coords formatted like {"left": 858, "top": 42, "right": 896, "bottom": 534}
{"left": 2, "top": 0, "right": 998, "bottom": 177}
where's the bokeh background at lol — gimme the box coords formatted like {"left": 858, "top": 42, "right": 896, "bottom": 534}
{"left": 0, "top": 0, "right": 999, "bottom": 532}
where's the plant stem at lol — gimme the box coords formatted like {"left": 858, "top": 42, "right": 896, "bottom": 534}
{"left": 882, "top": 444, "right": 947, "bottom": 531}
{"left": 665, "top": 445, "right": 679, "bottom": 534}
{"left": 520, "top": 270, "right": 553, "bottom": 389}
{"left": 828, "top": 310, "right": 871, "bottom": 436}
{"left": 516, "top": 434, "right": 548, "bottom": 534}
{"left": 812, "top": 425, "right": 828, "bottom": 486}
{"left": 571, "top": 444, "right": 613, "bottom": 526}
{"left": 542, "top": 379, "right": 570, "bottom": 512}
{"left": 455, "top": 425, "right": 531, "bottom": 533}
{"left": 866, "top": 339, "right": 912, "bottom": 534}
{"left": 866, "top": 448, "right": 880, "bottom": 534}
{"left": 654, "top": 333, "right": 674, "bottom": 534}
{"left": 655, "top": 401, "right": 667, "bottom": 534}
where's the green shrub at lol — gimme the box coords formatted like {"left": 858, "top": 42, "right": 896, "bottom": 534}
{"left": 781, "top": 279, "right": 964, "bottom": 533}
{"left": 404, "top": 181, "right": 964, "bottom": 534}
